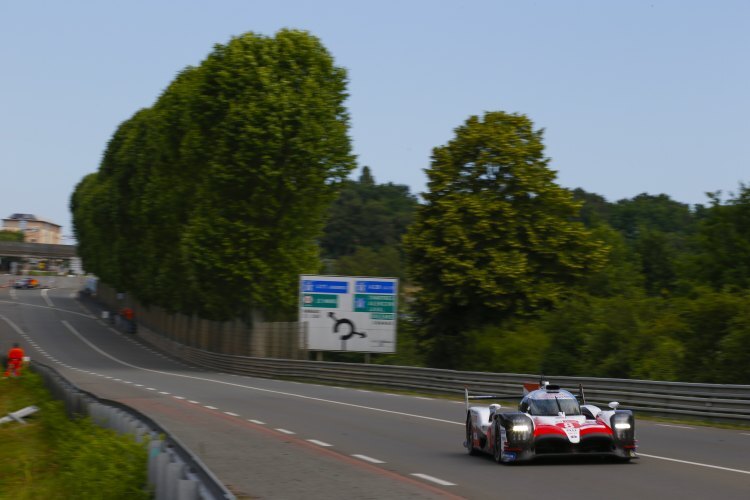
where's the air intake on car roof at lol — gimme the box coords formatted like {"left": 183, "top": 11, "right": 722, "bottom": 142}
{"left": 545, "top": 385, "right": 560, "bottom": 392}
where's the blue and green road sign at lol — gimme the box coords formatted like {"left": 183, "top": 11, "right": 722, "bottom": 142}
{"left": 299, "top": 275, "right": 398, "bottom": 353}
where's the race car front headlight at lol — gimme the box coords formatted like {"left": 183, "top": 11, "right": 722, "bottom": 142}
{"left": 504, "top": 414, "right": 533, "bottom": 445}
{"left": 611, "top": 411, "right": 635, "bottom": 442}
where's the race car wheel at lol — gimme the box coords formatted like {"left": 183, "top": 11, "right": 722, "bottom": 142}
{"left": 493, "top": 423, "right": 503, "bottom": 463}
{"left": 465, "top": 415, "right": 478, "bottom": 455}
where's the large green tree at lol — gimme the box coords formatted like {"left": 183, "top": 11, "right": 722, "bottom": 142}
{"left": 319, "top": 166, "right": 418, "bottom": 279}
{"left": 175, "top": 30, "right": 354, "bottom": 319}
{"left": 608, "top": 193, "right": 696, "bottom": 240}
{"left": 0, "top": 230, "right": 23, "bottom": 242}
{"left": 71, "top": 29, "right": 354, "bottom": 320}
{"left": 573, "top": 189, "right": 699, "bottom": 296}
{"left": 320, "top": 166, "right": 418, "bottom": 260}
{"left": 692, "top": 185, "right": 750, "bottom": 291}
{"left": 403, "top": 111, "right": 607, "bottom": 366}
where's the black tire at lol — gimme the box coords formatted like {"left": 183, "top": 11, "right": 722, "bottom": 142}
{"left": 493, "top": 423, "right": 503, "bottom": 463}
{"left": 466, "top": 415, "right": 478, "bottom": 455}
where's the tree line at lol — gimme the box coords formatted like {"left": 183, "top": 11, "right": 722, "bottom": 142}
{"left": 71, "top": 31, "right": 749, "bottom": 383}
{"left": 71, "top": 30, "right": 354, "bottom": 321}
{"left": 322, "top": 114, "right": 750, "bottom": 384}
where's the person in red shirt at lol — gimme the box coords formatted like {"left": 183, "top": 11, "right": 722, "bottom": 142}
{"left": 121, "top": 307, "right": 134, "bottom": 321}
{"left": 5, "top": 342, "right": 25, "bottom": 377}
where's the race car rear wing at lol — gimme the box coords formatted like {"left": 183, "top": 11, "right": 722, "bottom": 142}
{"left": 464, "top": 387, "right": 506, "bottom": 412}
{"left": 464, "top": 381, "right": 588, "bottom": 411}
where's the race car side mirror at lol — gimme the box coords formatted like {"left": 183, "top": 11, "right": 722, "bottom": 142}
{"left": 581, "top": 406, "right": 598, "bottom": 419}
{"left": 489, "top": 404, "right": 502, "bottom": 421}
{"left": 608, "top": 402, "right": 620, "bottom": 410}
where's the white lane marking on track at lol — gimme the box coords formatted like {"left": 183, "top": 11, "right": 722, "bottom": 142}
{"left": 639, "top": 454, "right": 750, "bottom": 475}
{"left": 307, "top": 439, "right": 332, "bottom": 447}
{"left": 159, "top": 391, "right": 170, "bottom": 395}
{"left": 352, "top": 454, "right": 385, "bottom": 464}
{"left": 146, "top": 388, "right": 157, "bottom": 391}
{"left": 276, "top": 428, "right": 295, "bottom": 435}
{"left": 248, "top": 419, "right": 265, "bottom": 425}
{"left": 41, "top": 289, "right": 54, "bottom": 307}
{"left": 224, "top": 412, "right": 239, "bottom": 417}
{"left": 742, "top": 433, "right": 750, "bottom": 437}
{"left": 0, "top": 299, "right": 94, "bottom": 318}
{"left": 173, "top": 396, "right": 186, "bottom": 400}
{"left": 57, "top": 320, "right": 461, "bottom": 425}
{"left": 204, "top": 406, "right": 218, "bottom": 410}
{"left": 410, "top": 474, "right": 456, "bottom": 486}
{"left": 188, "top": 400, "right": 200, "bottom": 404}
{"left": 656, "top": 424, "right": 694, "bottom": 430}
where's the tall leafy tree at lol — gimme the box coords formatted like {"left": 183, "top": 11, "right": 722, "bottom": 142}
{"left": 403, "top": 111, "right": 607, "bottom": 366}
{"left": 176, "top": 30, "right": 354, "bottom": 319}
{"left": 0, "top": 230, "right": 23, "bottom": 242}
{"left": 573, "top": 190, "right": 699, "bottom": 296}
{"left": 72, "top": 29, "right": 354, "bottom": 320}
{"left": 70, "top": 172, "right": 120, "bottom": 285}
{"left": 320, "top": 166, "right": 418, "bottom": 259}
{"left": 693, "top": 185, "right": 750, "bottom": 290}
{"left": 608, "top": 193, "right": 695, "bottom": 240}
{"left": 571, "top": 188, "right": 612, "bottom": 227}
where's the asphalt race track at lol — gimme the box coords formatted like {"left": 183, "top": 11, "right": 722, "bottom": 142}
{"left": 1, "top": 277, "right": 749, "bottom": 499}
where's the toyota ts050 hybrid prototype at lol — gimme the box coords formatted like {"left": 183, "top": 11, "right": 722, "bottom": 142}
{"left": 464, "top": 380, "right": 637, "bottom": 463}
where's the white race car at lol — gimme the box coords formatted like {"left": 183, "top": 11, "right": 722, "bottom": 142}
{"left": 465, "top": 380, "right": 637, "bottom": 463}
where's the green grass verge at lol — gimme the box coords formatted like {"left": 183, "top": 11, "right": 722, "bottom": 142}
{"left": 0, "top": 371, "right": 150, "bottom": 499}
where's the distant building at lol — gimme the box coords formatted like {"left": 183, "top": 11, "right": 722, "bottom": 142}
{"left": 2, "top": 213, "right": 62, "bottom": 244}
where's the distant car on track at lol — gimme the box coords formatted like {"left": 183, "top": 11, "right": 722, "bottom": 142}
{"left": 464, "top": 379, "right": 637, "bottom": 463}
{"left": 14, "top": 277, "right": 40, "bottom": 289}
{"left": 12, "top": 277, "right": 49, "bottom": 289}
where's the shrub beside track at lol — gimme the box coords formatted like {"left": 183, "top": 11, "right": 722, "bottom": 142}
{"left": 0, "top": 371, "right": 148, "bottom": 499}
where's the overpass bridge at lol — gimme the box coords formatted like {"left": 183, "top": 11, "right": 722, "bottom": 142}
{"left": 0, "top": 241, "right": 77, "bottom": 259}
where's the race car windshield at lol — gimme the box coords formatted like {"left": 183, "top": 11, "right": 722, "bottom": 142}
{"left": 528, "top": 398, "right": 581, "bottom": 416}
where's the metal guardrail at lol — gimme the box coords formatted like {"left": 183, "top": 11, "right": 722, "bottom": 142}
{"left": 132, "top": 324, "right": 750, "bottom": 424}
{"left": 32, "top": 361, "right": 236, "bottom": 500}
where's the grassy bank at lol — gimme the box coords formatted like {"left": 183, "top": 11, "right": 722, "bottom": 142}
{"left": 0, "top": 370, "right": 149, "bottom": 499}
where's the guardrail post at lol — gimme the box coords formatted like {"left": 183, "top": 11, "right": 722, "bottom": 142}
{"left": 155, "top": 451, "right": 171, "bottom": 500}
{"left": 177, "top": 479, "right": 199, "bottom": 500}
{"left": 165, "top": 461, "right": 186, "bottom": 500}
{"left": 148, "top": 439, "right": 164, "bottom": 486}
{"left": 133, "top": 425, "right": 147, "bottom": 443}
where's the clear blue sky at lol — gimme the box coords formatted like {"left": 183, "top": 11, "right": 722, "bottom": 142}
{"left": 1, "top": 0, "right": 748, "bottom": 239}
